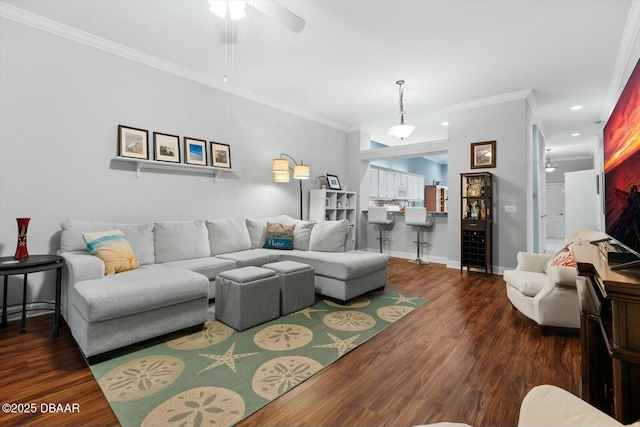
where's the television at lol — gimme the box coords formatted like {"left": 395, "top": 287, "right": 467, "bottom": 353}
{"left": 603, "top": 58, "right": 640, "bottom": 270}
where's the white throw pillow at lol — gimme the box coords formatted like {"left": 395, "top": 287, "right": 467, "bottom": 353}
{"left": 206, "top": 218, "right": 252, "bottom": 255}
{"left": 308, "top": 220, "right": 349, "bottom": 252}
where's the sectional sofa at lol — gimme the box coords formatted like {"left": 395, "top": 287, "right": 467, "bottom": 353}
{"left": 58, "top": 215, "right": 388, "bottom": 359}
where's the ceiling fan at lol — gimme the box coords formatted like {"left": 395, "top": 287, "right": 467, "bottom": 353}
{"left": 209, "top": 0, "right": 305, "bottom": 44}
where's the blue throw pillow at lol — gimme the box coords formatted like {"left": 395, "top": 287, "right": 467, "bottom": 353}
{"left": 263, "top": 223, "right": 295, "bottom": 250}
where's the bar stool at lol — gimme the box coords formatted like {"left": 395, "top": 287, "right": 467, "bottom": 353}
{"left": 405, "top": 207, "right": 434, "bottom": 264}
{"left": 368, "top": 206, "right": 395, "bottom": 253}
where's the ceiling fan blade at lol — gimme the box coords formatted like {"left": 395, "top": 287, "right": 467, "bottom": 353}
{"left": 246, "top": 0, "right": 306, "bottom": 33}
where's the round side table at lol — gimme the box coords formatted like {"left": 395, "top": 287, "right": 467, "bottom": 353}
{"left": 0, "top": 255, "right": 65, "bottom": 337}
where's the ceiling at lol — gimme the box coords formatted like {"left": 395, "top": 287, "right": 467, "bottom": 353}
{"left": 3, "top": 0, "right": 638, "bottom": 164}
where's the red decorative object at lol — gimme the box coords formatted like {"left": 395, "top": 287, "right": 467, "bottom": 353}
{"left": 14, "top": 218, "right": 30, "bottom": 260}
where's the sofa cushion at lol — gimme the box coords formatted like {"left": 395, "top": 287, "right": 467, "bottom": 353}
{"left": 215, "top": 249, "right": 280, "bottom": 268}
{"left": 308, "top": 220, "right": 349, "bottom": 252}
{"left": 504, "top": 269, "right": 548, "bottom": 297}
{"left": 162, "top": 257, "right": 237, "bottom": 299}
{"left": 264, "top": 223, "right": 295, "bottom": 250}
{"left": 206, "top": 218, "right": 252, "bottom": 255}
{"left": 246, "top": 218, "right": 268, "bottom": 249}
{"left": 82, "top": 230, "right": 139, "bottom": 275}
{"left": 161, "top": 257, "right": 236, "bottom": 281}
{"left": 280, "top": 250, "right": 388, "bottom": 281}
{"left": 72, "top": 265, "right": 208, "bottom": 322}
{"left": 153, "top": 220, "right": 210, "bottom": 263}
{"left": 60, "top": 219, "right": 155, "bottom": 265}
{"left": 291, "top": 220, "right": 315, "bottom": 251}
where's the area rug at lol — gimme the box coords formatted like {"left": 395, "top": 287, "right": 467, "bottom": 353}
{"left": 90, "top": 290, "right": 426, "bottom": 427}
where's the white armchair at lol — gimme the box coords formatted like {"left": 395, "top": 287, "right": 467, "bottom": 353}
{"left": 504, "top": 229, "right": 610, "bottom": 331}
{"left": 504, "top": 251, "right": 581, "bottom": 329}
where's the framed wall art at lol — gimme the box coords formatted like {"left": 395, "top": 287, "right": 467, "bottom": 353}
{"left": 118, "top": 125, "right": 149, "bottom": 159}
{"left": 211, "top": 142, "right": 231, "bottom": 168}
{"left": 154, "top": 132, "right": 181, "bottom": 163}
{"left": 326, "top": 173, "right": 341, "bottom": 190}
{"left": 470, "top": 140, "right": 496, "bottom": 169}
{"left": 184, "top": 137, "right": 207, "bottom": 166}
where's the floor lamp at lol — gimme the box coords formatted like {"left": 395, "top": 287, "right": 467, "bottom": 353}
{"left": 272, "top": 153, "right": 310, "bottom": 219}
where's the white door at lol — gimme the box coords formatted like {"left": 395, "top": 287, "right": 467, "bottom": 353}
{"left": 546, "top": 183, "right": 565, "bottom": 238}
{"left": 378, "top": 170, "right": 387, "bottom": 198}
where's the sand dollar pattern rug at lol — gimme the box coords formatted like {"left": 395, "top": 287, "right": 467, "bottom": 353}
{"left": 90, "top": 290, "right": 426, "bottom": 427}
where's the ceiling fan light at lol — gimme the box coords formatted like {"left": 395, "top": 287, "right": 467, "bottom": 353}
{"left": 272, "top": 158, "right": 289, "bottom": 172}
{"left": 293, "top": 164, "right": 310, "bottom": 180}
{"left": 208, "top": 1, "right": 246, "bottom": 20}
{"left": 227, "top": 1, "right": 246, "bottom": 20}
{"left": 388, "top": 124, "right": 415, "bottom": 140}
{"left": 274, "top": 170, "right": 290, "bottom": 182}
{"left": 544, "top": 148, "right": 558, "bottom": 172}
{"left": 208, "top": 1, "right": 227, "bottom": 19}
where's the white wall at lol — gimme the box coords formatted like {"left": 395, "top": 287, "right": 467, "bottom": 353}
{"left": 447, "top": 98, "right": 530, "bottom": 271}
{"left": 0, "top": 18, "right": 347, "bottom": 311}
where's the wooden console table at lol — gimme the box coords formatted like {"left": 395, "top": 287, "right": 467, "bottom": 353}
{"left": 574, "top": 241, "right": 640, "bottom": 423}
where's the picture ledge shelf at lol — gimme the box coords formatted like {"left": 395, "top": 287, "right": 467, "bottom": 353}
{"left": 112, "top": 157, "right": 237, "bottom": 179}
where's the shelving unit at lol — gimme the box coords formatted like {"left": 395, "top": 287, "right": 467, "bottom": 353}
{"left": 460, "top": 172, "right": 493, "bottom": 276}
{"left": 309, "top": 189, "right": 357, "bottom": 249}
{"left": 111, "top": 157, "right": 237, "bottom": 179}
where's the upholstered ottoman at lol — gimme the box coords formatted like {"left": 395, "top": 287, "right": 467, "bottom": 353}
{"left": 262, "top": 261, "right": 315, "bottom": 315}
{"left": 215, "top": 266, "right": 280, "bottom": 331}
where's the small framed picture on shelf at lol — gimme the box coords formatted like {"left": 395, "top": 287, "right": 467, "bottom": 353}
{"left": 470, "top": 140, "right": 496, "bottom": 169}
{"left": 184, "top": 137, "right": 207, "bottom": 166}
{"left": 326, "top": 173, "right": 341, "bottom": 190}
{"left": 211, "top": 142, "right": 231, "bottom": 168}
{"left": 118, "top": 125, "right": 149, "bottom": 159}
{"left": 154, "top": 132, "right": 181, "bottom": 163}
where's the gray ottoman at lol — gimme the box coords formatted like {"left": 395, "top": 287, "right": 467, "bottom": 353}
{"left": 262, "top": 261, "right": 315, "bottom": 315}
{"left": 215, "top": 266, "right": 280, "bottom": 331}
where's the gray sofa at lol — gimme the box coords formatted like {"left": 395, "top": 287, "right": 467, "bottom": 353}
{"left": 58, "top": 215, "right": 388, "bottom": 359}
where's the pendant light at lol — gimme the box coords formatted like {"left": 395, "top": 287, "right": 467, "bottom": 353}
{"left": 388, "top": 80, "right": 415, "bottom": 140}
{"left": 545, "top": 149, "right": 558, "bottom": 172}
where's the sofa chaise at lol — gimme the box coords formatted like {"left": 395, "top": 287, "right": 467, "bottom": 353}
{"left": 58, "top": 215, "right": 388, "bottom": 359}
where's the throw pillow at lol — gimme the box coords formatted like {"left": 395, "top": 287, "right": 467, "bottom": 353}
{"left": 82, "top": 230, "right": 139, "bottom": 275}
{"left": 544, "top": 244, "right": 576, "bottom": 273}
{"left": 264, "top": 223, "right": 295, "bottom": 250}
{"left": 308, "top": 220, "right": 350, "bottom": 252}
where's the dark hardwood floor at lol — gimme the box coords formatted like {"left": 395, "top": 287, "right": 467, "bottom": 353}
{"left": 0, "top": 258, "right": 580, "bottom": 426}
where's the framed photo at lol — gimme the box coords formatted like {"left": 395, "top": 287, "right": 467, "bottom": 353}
{"left": 118, "top": 125, "right": 149, "bottom": 159}
{"left": 211, "top": 142, "right": 231, "bottom": 168}
{"left": 154, "top": 132, "right": 181, "bottom": 163}
{"left": 326, "top": 173, "right": 341, "bottom": 190}
{"left": 184, "top": 137, "right": 207, "bottom": 166}
{"left": 470, "top": 140, "right": 496, "bottom": 169}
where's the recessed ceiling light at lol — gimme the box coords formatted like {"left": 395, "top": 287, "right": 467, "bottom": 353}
{"left": 441, "top": 121, "right": 449, "bottom": 127}
{"left": 570, "top": 105, "right": 583, "bottom": 111}
{"left": 572, "top": 133, "right": 580, "bottom": 137}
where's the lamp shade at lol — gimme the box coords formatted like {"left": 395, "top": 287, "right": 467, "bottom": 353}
{"left": 273, "top": 170, "right": 290, "bottom": 182}
{"left": 293, "top": 164, "right": 310, "bottom": 180}
{"left": 272, "top": 158, "right": 289, "bottom": 172}
{"left": 388, "top": 124, "right": 415, "bottom": 140}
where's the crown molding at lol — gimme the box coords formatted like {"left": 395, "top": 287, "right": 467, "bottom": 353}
{"left": 601, "top": 0, "right": 640, "bottom": 122}
{"left": 0, "top": 2, "right": 350, "bottom": 132}
{"left": 444, "top": 89, "right": 533, "bottom": 113}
